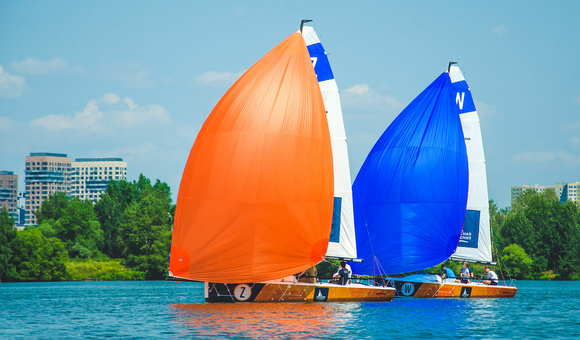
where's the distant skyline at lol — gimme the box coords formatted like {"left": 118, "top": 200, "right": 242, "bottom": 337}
{"left": 1, "top": 1, "right": 579, "bottom": 209}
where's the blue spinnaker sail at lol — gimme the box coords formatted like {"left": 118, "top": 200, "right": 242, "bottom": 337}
{"left": 351, "top": 71, "right": 469, "bottom": 276}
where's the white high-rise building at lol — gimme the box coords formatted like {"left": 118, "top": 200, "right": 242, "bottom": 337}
{"left": 511, "top": 183, "right": 571, "bottom": 207}
{"left": 70, "top": 158, "right": 127, "bottom": 202}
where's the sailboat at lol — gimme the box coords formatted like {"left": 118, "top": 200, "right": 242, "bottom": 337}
{"left": 168, "top": 22, "right": 395, "bottom": 302}
{"left": 351, "top": 64, "right": 517, "bottom": 298}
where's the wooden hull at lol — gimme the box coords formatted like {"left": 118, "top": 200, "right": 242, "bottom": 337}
{"left": 393, "top": 279, "right": 517, "bottom": 298}
{"left": 206, "top": 281, "right": 396, "bottom": 302}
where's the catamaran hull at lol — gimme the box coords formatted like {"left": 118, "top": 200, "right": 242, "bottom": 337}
{"left": 205, "top": 282, "right": 396, "bottom": 302}
{"left": 393, "top": 279, "right": 517, "bottom": 298}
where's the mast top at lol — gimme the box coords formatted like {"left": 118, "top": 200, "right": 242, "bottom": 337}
{"left": 448, "top": 61, "right": 458, "bottom": 72}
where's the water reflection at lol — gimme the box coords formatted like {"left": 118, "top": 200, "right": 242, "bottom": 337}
{"left": 172, "top": 303, "right": 341, "bottom": 339}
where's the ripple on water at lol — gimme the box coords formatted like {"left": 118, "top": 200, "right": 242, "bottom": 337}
{"left": 1, "top": 280, "right": 579, "bottom": 339}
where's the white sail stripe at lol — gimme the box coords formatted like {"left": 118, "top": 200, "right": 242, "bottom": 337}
{"left": 302, "top": 26, "right": 320, "bottom": 45}
{"left": 450, "top": 67, "right": 492, "bottom": 263}
{"left": 449, "top": 65, "right": 465, "bottom": 83}
{"left": 302, "top": 26, "right": 357, "bottom": 259}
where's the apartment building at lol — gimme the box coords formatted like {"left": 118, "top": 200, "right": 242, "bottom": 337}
{"left": 0, "top": 170, "right": 18, "bottom": 223}
{"left": 70, "top": 158, "right": 127, "bottom": 203}
{"left": 511, "top": 183, "right": 570, "bottom": 206}
{"left": 24, "top": 152, "right": 71, "bottom": 225}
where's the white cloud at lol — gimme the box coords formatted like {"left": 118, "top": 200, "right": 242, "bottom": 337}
{"left": 474, "top": 100, "right": 499, "bottom": 121}
{"left": 344, "top": 84, "right": 371, "bottom": 95}
{"left": 512, "top": 151, "right": 580, "bottom": 165}
{"left": 112, "top": 98, "right": 169, "bottom": 127}
{"left": 30, "top": 99, "right": 104, "bottom": 132}
{"left": 341, "top": 83, "right": 403, "bottom": 112}
{"left": 11, "top": 58, "right": 76, "bottom": 75}
{"left": 196, "top": 70, "right": 244, "bottom": 87}
{"left": 0, "top": 65, "right": 26, "bottom": 98}
{"left": 493, "top": 24, "right": 507, "bottom": 36}
{"left": 29, "top": 93, "right": 170, "bottom": 132}
{"left": 100, "top": 93, "right": 120, "bottom": 104}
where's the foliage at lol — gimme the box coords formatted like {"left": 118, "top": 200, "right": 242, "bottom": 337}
{"left": 31, "top": 222, "right": 57, "bottom": 238}
{"left": 496, "top": 190, "right": 580, "bottom": 279}
{"left": 95, "top": 179, "right": 140, "bottom": 258}
{"left": 501, "top": 244, "right": 532, "bottom": 279}
{"left": 0, "top": 208, "right": 17, "bottom": 280}
{"left": 5, "top": 173, "right": 176, "bottom": 282}
{"left": 7, "top": 229, "right": 69, "bottom": 281}
{"left": 35, "top": 191, "right": 68, "bottom": 224}
{"left": 95, "top": 175, "right": 174, "bottom": 261}
{"left": 54, "top": 198, "right": 103, "bottom": 258}
{"left": 66, "top": 258, "right": 144, "bottom": 281}
{"left": 316, "top": 260, "right": 340, "bottom": 277}
{"left": 119, "top": 192, "right": 172, "bottom": 280}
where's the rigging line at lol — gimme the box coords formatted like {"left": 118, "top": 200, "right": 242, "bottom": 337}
{"left": 494, "top": 247, "right": 510, "bottom": 286}
{"left": 353, "top": 187, "right": 381, "bottom": 269}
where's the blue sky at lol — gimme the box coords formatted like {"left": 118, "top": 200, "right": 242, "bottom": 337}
{"left": 1, "top": 1, "right": 579, "bottom": 209}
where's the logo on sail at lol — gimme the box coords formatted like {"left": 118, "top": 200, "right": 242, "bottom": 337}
{"left": 311, "top": 57, "right": 318, "bottom": 68}
{"left": 234, "top": 284, "right": 252, "bottom": 301}
{"left": 456, "top": 92, "right": 465, "bottom": 110}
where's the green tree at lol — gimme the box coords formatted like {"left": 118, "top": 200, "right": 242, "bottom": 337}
{"left": 489, "top": 199, "right": 510, "bottom": 251}
{"left": 55, "top": 198, "right": 103, "bottom": 258}
{"left": 35, "top": 191, "right": 69, "bottom": 224}
{"left": 501, "top": 244, "right": 532, "bottom": 279}
{"left": 94, "top": 193, "right": 124, "bottom": 258}
{"left": 8, "top": 229, "right": 69, "bottom": 281}
{"left": 0, "top": 208, "right": 17, "bottom": 280}
{"left": 95, "top": 176, "right": 157, "bottom": 258}
{"left": 32, "top": 222, "right": 57, "bottom": 238}
{"left": 119, "top": 193, "right": 172, "bottom": 279}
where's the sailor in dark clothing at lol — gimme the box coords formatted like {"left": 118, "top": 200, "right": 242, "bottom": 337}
{"left": 336, "top": 262, "right": 349, "bottom": 285}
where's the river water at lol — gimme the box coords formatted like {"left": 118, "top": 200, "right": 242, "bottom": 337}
{"left": 1, "top": 280, "right": 579, "bottom": 339}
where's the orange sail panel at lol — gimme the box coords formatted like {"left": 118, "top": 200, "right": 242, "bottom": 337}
{"left": 170, "top": 32, "right": 334, "bottom": 283}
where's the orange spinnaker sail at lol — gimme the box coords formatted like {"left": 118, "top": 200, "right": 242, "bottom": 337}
{"left": 169, "top": 32, "right": 334, "bottom": 283}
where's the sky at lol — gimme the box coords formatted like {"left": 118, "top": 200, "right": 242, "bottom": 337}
{"left": 1, "top": 1, "right": 579, "bottom": 209}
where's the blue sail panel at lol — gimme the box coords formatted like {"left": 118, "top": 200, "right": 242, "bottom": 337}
{"left": 306, "top": 43, "right": 334, "bottom": 82}
{"left": 351, "top": 72, "right": 469, "bottom": 275}
{"left": 451, "top": 80, "right": 476, "bottom": 114}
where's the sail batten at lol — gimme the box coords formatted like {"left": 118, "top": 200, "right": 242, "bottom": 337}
{"left": 169, "top": 32, "right": 334, "bottom": 283}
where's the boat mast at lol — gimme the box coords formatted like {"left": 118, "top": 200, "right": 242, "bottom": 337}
{"left": 448, "top": 61, "right": 457, "bottom": 72}
{"left": 300, "top": 19, "right": 312, "bottom": 33}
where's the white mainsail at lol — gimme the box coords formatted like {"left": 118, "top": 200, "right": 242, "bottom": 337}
{"left": 302, "top": 26, "right": 357, "bottom": 259}
{"left": 449, "top": 65, "right": 492, "bottom": 263}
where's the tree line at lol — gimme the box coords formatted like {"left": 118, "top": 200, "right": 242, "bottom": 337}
{"left": 0, "top": 174, "right": 173, "bottom": 282}
{"left": 490, "top": 189, "right": 580, "bottom": 280}
{"left": 2, "top": 180, "right": 579, "bottom": 282}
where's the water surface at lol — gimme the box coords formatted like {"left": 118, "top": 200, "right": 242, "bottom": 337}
{"left": 1, "top": 280, "right": 578, "bottom": 339}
